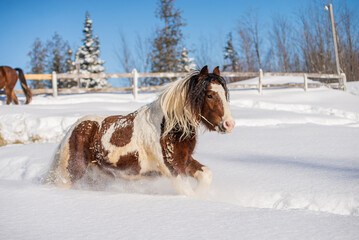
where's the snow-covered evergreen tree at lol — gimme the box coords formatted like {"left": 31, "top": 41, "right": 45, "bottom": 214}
{"left": 74, "top": 12, "right": 108, "bottom": 88}
{"left": 223, "top": 32, "right": 240, "bottom": 72}
{"left": 177, "top": 47, "right": 196, "bottom": 72}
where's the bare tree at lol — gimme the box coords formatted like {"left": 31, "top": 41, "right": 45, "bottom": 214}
{"left": 336, "top": 4, "right": 359, "bottom": 81}
{"left": 28, "top": 38, "right": 50, "bottom": 89}
{"left": 47, "top": 32, "right": 76, "bottom": 88}
{"left": 116, "top": 31, "right": 134, "bottom": 74}
{"left": 297, "top": 1, "right": 335, "bottom": 74}
{"left": 115, "top": 30, "right": 135, "bottom": 86}
{"left": 116, "top": 31, "right": 153, "bottom": 87}
{"left": 135, "top": 33, "right": 151, "bottom": 73}
{"left": 237, "top": 9, "right": 262, "bottom": 71}
{"left": 262, "top": 46, "right": 276, "bottom": 72}
{"left": 269, "top": 15, "right": 295, "bottom": 72}
{"left": 195, "top": 33, "right": 217, "bottom": 68}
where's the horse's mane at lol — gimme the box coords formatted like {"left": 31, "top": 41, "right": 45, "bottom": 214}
{"left": 159, "top": 70, "right": 228, "bottom": 139}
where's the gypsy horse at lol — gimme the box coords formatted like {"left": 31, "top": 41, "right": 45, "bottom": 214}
{"left": 45, "top": 66, "right": 235, "bottom": 195}
{"left": 0, "top": 66, "right": 32, "bottom": 104}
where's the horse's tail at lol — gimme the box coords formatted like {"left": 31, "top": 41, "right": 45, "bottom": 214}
{"left": 15, "top": 68, "right": 32, "bottom": 104}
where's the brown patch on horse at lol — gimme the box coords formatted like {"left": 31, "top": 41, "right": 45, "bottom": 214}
{"left": 109, "top": 113, "right": 136, "bottom": 147}
{"left": 116, "top": 151, "right": 140, "bottom": 175}
{"left": 96, "top": 112, "right": 136, "bottom": 148}
{"left": 160, "top": 119, "right": 197, "bottom": 177}
{"left": 67, "top": 120, "right": 100, "bottom": 182}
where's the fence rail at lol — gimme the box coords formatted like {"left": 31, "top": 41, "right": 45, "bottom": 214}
{"left": 19, "top": 69, "right": 346, "bottom": 99}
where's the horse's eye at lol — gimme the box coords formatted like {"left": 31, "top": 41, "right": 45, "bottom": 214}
{"left": 207, "top": 94, "right": 213, "bottom": 99}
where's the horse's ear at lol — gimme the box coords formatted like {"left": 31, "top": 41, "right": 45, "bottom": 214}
{"left": 213, "top": 66, "right": 220, "bottom": 76}
{"left": 199, "top": 66, "right": 209, "bottom": 77}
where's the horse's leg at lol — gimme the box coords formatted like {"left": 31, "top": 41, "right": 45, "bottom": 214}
{"left": 48, "top": 120, "right": 99, "bottom": 187}
{"left": 169, "top": 157, "right": 212, "bottom": 196}
{"left": 11, "top": 90, "right": 19, "bottom": 104}
{"left": 161, "top": 136, "right": 195, "bottom": 196}
{"left": 5, "top": 88, "right": 12, "bottom": 105}
{"left": 161, "top": 132, "right": 212, "bottom": 196}
{"left": 66, "top": 120, "right": 98, "bottom": 185}
{"left": 186, "top": 157, "right": 213, "bottom": 194}
{"left": 168, "top": 173, "right": 195, "bottom": 196}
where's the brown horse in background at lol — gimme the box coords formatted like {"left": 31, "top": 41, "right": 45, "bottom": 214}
{"left": 0, "top": 66, "right": 32, "bottom": 104}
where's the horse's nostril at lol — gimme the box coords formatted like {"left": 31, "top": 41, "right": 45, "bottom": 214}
{"left": 223, "top": 120, "right": 234, "bottom": 132}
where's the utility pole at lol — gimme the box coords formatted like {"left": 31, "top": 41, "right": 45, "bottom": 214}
{"left": 326, "top": 3, "right": 341, "bottom": 75}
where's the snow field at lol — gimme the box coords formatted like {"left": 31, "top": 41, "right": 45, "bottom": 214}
{"left": 1, "top": 80, "right": 359, "bottom": 239}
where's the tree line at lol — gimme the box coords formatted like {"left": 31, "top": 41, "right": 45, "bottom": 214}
{"left": 223, "top": 0, "right": 358, "bottom": 82}
{"left": 28, "top": 12, "right": 107, "bottom": 89}
{"left": 28, "top": 0, "right": 359, "bottom": 89}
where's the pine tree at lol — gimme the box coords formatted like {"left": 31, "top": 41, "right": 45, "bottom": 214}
{"left": 223, "top": 32, "right": 240, "bottom": 72}
{"left": 150, "top": 0, "right": 185, "bottom": 85}
{"left": 65, "top": 47, "right": 74, "bottom": 73}
{"left": 75, "top": 12, "right": 108, "bottom": 88}
{"left": 177, "top": 47, "right": 196, "bottom": 72}
{"left": 60, "top": 46, "right": 77, "bottom": 88}
{"left": 28, "top": 38, "right": 50, "bottom": 89}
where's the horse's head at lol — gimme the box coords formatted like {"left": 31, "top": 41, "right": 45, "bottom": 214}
{"left": 187, "top": 66, "right": 235, "bottom": 134}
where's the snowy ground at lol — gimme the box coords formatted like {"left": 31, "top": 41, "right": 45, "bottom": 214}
{"left": 1, "top": 79, "right": 359, "bottom": 239}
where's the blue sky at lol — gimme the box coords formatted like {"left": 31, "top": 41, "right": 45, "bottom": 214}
{"left": 1, "top": 0, "right": 358, "bottom": 77}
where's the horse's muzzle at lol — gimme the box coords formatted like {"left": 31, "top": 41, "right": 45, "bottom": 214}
{"left": 217, "top": 119, "right": 235, "bottom": 133}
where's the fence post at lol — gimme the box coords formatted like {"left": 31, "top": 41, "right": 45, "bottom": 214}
{"left": 341, "top": 73, "right": 347, "bottom": 91}
{"left": 258, "top": 69, "right": 263, "bottom": 94}
{"left": 51, "top": 71, "right": 58, "bottom": 98}
{"left": 132, "top": 68, "right": 138, "bottom": 100}
{"left": 304, "top": 73, "right": 308, "bottom": 91}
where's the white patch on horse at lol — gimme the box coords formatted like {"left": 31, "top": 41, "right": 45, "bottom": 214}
{"left": 133, "top": 102, "right": 171, "bottom": 177}
{"left": 99, "top": 101, "right": 171, "bottom": 178}
{"left": 210, "top": 83, "right": 234, "bottom": 123}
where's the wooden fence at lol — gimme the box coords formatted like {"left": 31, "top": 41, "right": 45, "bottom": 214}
{"left": 17, "top": 69, "right": 347, "bottom": 100}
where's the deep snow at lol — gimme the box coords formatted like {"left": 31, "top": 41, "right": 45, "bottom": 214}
{"left": 0, "top": 79, "right": 359, "bottom": 239}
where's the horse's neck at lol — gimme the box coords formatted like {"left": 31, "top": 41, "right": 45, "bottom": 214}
{"left": 163, "top": 120, "right": 197, "bottom": 143}
{"left": 141, "top": 99, "right": 165, "bottom": 128}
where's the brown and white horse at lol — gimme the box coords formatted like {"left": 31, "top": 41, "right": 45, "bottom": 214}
{"left": 45, "top": 66, "right": 235, "bottom": 195}
{"left": 0, "top": 66, "right": 32, "bottom": 104}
